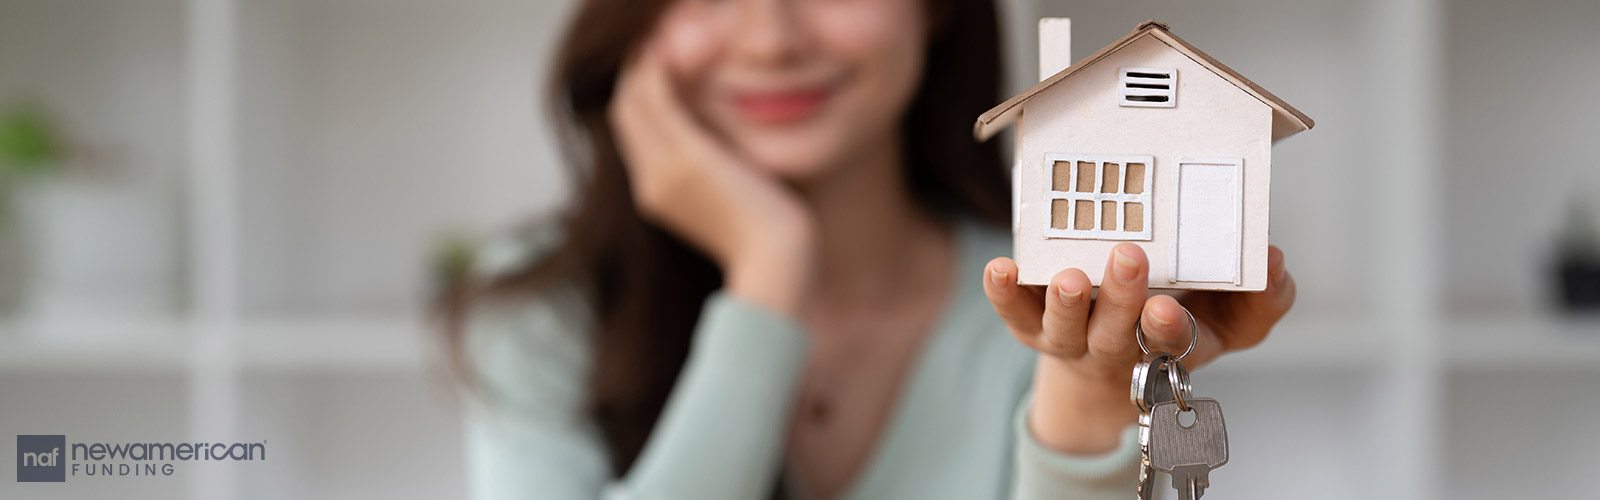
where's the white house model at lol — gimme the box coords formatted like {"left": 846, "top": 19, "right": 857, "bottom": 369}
{"left": 975, "top": 19, "right": 1314, "bottom": 291}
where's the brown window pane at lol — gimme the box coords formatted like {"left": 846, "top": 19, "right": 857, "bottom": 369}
{"left": 1102, "top": 201, "right": 1117, "bottom": 230}
{"left": 1125, "top": 202, "right": 1144, "bottom": 232}
{"left": 1125, "top": 163, "right": 1145, "bottom": 194}
{"left": 1051, "top": 199, "right": 1072, "bottom": 229}
{"left": 1075, "top": 161, "right": 1096, "bottom": 192}
{"left": 1052, "top": 161, "right": 1072, "bottom": 191}
{"left": 1074, "top": 200, "right": 1094, "bottom": 230}
{"left": 1101, "top": 163, "right": 1120, "bottom": 193}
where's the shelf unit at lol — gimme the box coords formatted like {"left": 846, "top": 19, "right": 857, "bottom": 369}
{"left": 1447, "top": 315, "right": 1600, "bottom": 369}
{"left": 187, "top": 0, "right": 567, "bottom": 498}
{"left": 2, "top": 0, "right": 567, "bottom": 498}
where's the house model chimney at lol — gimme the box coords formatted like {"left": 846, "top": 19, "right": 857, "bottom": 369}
{"left": 1038, "top": 18, "right": 1071, "bottom": 82}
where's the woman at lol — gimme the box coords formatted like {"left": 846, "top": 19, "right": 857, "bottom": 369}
{"left": 446, "top": 0, "right": 1295, "bottom": 498}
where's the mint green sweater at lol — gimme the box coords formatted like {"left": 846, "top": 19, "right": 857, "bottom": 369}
{"left": 462, "top": 219, "right": 1142, "bottom": 500}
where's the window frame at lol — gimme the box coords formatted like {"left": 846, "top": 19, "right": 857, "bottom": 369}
{"left": 1118, "top": 67, "right": 1177, "bottom": 108}
{"left": 1042, "top": 153, "right": 1155, "bottom": 241}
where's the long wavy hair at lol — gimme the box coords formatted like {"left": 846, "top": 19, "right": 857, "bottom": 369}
{"left": 441, "top": 0, "right": 1010, "bottom": 476}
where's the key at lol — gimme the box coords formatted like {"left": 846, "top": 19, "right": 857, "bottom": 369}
{"left": 1169, "top": 464, "right": 1211, "bottom": 500}
{"left": 1130, "top": 352, "right": 1174, "bottom": 413}
{"left": 1135, "top": 435, "right": 1158, "bottom": 500}
{"left": 1130, "top": 352, "right": 1173, "bottom": 500}
{"left": 1148, "top": 398, "right": 1229, "bottom": 500}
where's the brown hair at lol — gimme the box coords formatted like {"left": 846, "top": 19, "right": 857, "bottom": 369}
{"left": 441, "top": 0, "right": 1009, "bottom": 476}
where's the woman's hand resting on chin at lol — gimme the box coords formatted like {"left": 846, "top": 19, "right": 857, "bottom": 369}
{"left": 609, "top": 45, "right": 815, "bottom": 316}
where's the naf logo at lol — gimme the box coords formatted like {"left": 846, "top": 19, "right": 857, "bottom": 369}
{"left": 17, "top": 435, "right": 66, "bottom": 482}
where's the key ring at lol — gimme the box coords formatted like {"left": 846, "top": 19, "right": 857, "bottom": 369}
{"left": 1135, "top": 307, "right": 1198, "bottom": 362}
{"left": 1166, "top": 358, "right": 1193, "bottom": 412}
{"left": 1130, "top": 352, "right": 1173, "bottom": 412}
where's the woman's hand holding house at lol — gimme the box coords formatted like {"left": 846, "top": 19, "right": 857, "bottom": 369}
{"left": 982, "top": 244, "right": 1296, "bottom": 456}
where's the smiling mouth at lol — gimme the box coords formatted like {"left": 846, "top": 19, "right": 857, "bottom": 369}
{"left": 731, "top": 87, "right": 832, "bottom": 125}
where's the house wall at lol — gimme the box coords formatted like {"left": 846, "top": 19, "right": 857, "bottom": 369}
{"left": 1015, "top": 34, "right": 1274, "bottom": 290}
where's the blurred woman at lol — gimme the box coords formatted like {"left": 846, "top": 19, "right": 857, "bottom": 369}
{"left": 443, "top": 0, "right": 1295, "bottom": 498}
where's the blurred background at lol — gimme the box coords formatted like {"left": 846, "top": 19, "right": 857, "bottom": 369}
{"left": 0, "top": 0, "right": 1596, "bottom": 499}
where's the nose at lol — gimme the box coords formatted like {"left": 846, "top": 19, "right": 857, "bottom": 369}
{"left": 732, "top": 0, "right": 806, "bottom": 66}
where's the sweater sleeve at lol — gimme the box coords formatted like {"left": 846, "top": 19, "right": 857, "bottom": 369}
{"left": 464, "top": 290, "right": 808, "bottom": 500}
{"left": 1008, "top": 390, "right": 1143, "bottom": 500}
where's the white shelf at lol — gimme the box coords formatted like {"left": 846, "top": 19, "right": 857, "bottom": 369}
{"left": 0, "top": 306, "right": 1410, "bottom": 376}
{"left": 0, "top": 318, "right": 191, "bottom": 371}
{"left": 0, "top": 312, "right": 1379, "bottom": 374}
{"left": 1447, "top": 314, "right": 1600, "bottom": 369}
{"left": 0, "top": 315, "right": 430, "bottom": 372}
{"left": 1207, "top": 314, "right": 1386, "bottom": 373}
{"left": 235, "top": 316, "right": 432, "bottom": 372}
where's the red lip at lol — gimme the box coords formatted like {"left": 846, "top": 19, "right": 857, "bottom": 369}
{"left": 732, "top": 88, "right": 831, "bottom": 125}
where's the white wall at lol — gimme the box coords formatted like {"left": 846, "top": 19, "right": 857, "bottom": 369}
{"left": 236, "top": 0, "right": 574, "bottom": 317}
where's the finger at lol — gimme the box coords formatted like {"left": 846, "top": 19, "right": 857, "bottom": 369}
{"left": 1185, "top": 245, "right": 1296, "bottom": 352}
{"left": 1138, "top": 295, "right": 1204, "bottom": 358}
{"left": 632, "top": 49, "right": 679, "bottom": 121}
{"left": 1038, "top": 268, "right": 1094, "bottom": 359}
{"left": 622, "top": 48, "right": 730, "bottom": 168}
{"left": 608, "top": 51, "right": 660, "bottom": 159}
{"left": 983, "top": 257, "right": 1045, "bottom": 341}
{"left": 1086, "top": 244, "right": 1149, "bottom": 365}
{"left": 619, "top": 51, "right": 672, "bottom": 132}
{"left": 609, "top": 50, "right": 701, "bottom": 210}
{"left": 1225, "top": 245, "right": 1296, "bottom": 349}
{"left": 1257, "top": 245, "right": 1297, "bottom": 321}
{"left": 623, "top": 45, "right": 700, "bottom": 137}
{"left": 612, "top": 45, "right": 676, "bottom": 134}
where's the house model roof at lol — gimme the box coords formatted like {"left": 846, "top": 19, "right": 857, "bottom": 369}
{"left": 974, "top": 19, "right": 1315, "bottom": 142}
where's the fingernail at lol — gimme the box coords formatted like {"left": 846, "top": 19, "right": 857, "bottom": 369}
{"left": 1150, "top": 307, "right": 1173, "bottom": 327}
{"left": 1112, "top": 248, "right": 1140, "bottom": 282}
{"left": 1057, "top": 285, "right": 1082, "bottom": 305}
{"left": 990, "top": 267, "right": 1008, "bottom": 288}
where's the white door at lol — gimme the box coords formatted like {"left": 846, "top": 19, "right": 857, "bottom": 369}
{"left": 1173, "top": 157, "right": 1243, "bottom": 284}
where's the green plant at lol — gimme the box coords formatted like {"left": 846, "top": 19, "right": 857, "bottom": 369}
{"left": 0, "top": 100, "right": 62, "bottom": 176}
{"left": 0, "top": 99, "right": 64, "bottom": 224}
{"left": 430, "top": 231, "right": 479, "bottom": 286}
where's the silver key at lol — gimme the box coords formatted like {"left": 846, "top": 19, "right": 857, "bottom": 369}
{"left": 1130, "top": 352, "right": 1173, "bottom": 500}
{"left": 1130, "top": 352, "right": 1174, "bottom": 413}
{"left": 1148, "top": 398, "right": 1229, "bottom": 500}
{"left": 1169, "top": 464, "right": 1211, "bottom": 500}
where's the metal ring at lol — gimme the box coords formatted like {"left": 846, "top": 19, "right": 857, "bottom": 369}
{"left": 1134, "top": 307, "right": 1199, "bottom": 361}
{"left": 1130, "top": 352, "right": 1173, "bottom": 412}
{"left": 1166, "top": 358, "right": 1193, "bottom": 412}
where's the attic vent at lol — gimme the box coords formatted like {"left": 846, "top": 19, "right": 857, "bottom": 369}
{"left": 1119, "top": 67, "right": 1177, "bottom": 108}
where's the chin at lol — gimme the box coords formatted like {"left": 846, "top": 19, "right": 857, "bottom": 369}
{"left": 735, "top": 130, "right": 847, "bottom": 181}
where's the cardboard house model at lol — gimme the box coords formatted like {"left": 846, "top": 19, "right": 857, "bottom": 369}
{"left": 975, "top": 19, "right": 1314, "bottom": 291}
